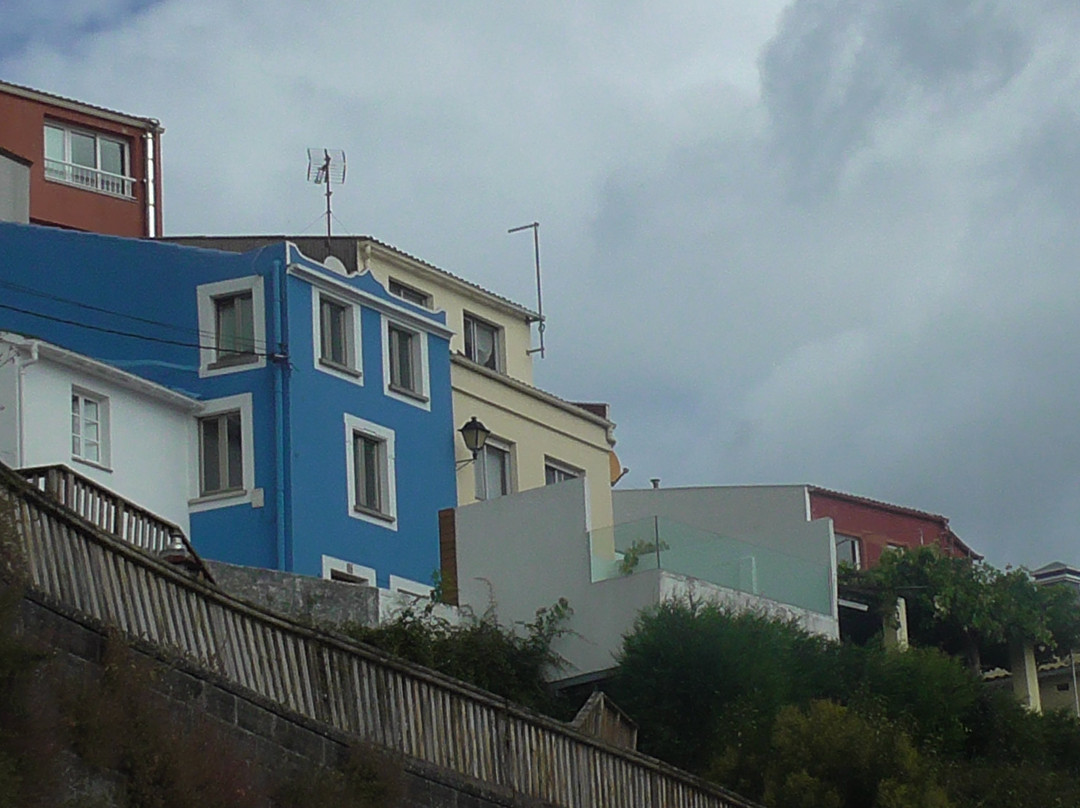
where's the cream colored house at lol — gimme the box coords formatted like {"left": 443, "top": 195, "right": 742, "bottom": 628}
{"left": 357, "top": 239, "right": 618, "bottom": 530}
{"left": 169, "top": 235, "right": 620, "bottom": 531}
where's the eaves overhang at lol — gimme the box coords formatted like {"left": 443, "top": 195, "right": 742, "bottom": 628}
{"left": 361, "top": 238, "right": 540, "bottom": 322}
{"left": 287, "top": 258, "right": 456, "bottom": 340}
{"left": 451, "top": 353, "right": 616, "bottom": 445}
{"left": 808, "top": 485, "right": 982, "bottom": 560}
{"left": 0, "top": 79, "right": 164, "bottom": 133}
{"left": 2, "top": 332, "right": 199, "bottom": 412}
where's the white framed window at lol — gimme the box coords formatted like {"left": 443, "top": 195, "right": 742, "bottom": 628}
{"left": 44, "top": 122, "right": 133, "bottom": 197}
{"left": 71, "top": 388, "right": 110, "bottom": 468}
{"left": 836, "top": 534, "right": 862, "bottom": 569}
{"left": 197, "top": 277, "right": 266, "bottom": 377}
{"left": 475, "top": 439, "right": 512, "bottom": 500}
{"left": 463, "top": 313, "right": 502, "bottom": 372}
{"left": 382, "top": 317, "right": 429, "bottom": 408}
{"left": 388, "top": 278, "right": 431, "bottom": 308}
{"left": 321, "top": 555, "right": 377, "bottom": 586}
{"left": 544, "top": 458, "right": 581, "bottom": 486}
{"left": 190, "top": 393, "right": 255, "bottom": 510}
{"left": 313, "top": 289, "right": 362, "bottom": 382}
{"left": 344, "top": 414, "right": 397, "bottom": 529}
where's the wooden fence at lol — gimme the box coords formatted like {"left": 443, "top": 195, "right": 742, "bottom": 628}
{"left": 0, "top": 463, "right": 759, "bottom": 808}
{"left": 16, "top": 464, "right": 212, "bottom": 581}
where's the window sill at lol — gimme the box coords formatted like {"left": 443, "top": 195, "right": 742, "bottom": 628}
{"left": 319, "top": 358, "right": 362, "bottom": 378}
{"left": 459, "top": 352, "right": 505, "bottom": 375}
{"left": 72, "top": 456, "right": 112, "bottom": 473}
{"left": 189, "top": 488, "right": 251, "bottom": 512}
{"left": 208, "top": 355, "right": 258, "bottom": 371}
{"left": 353, "top": 505, "right": 396, "bottom": 524}
{"left": 388, "top": 383, "right": 429, "bottom": 403}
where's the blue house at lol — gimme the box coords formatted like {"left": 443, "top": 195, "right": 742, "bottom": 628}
{"left": 0, "top": 221, "right": 458, "bottom": 587}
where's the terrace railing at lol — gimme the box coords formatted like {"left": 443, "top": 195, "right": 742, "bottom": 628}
{"left": 44, "top": 158, "right": 135, "bottom": 197}
{"left": 16, "top": 464, "right": 211, "bottom": 581}
{"left": 590, "top": 515, "right": 833, "bottom": 616}
{"left": 0, "top": 461, "right": 760, "bottom": 808}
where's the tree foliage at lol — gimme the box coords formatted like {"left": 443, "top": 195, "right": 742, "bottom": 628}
{"left": 842, "top": 547, "right": 1080, "bottom": 672}
{"left": 610, "top": 599, "right": 838, "bottom": 774}
{"left": 763, "top": 701, "right": 951, "bottom": 808}
{"left": 611, "top": 597, "right": 1080, "bottom": 808}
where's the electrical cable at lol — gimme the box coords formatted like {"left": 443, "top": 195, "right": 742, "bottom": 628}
{"left": 0, "top": 301, "right": 279, "bottom": 359}
{"left": 0, "top": 278, "right": 202, "bottom": 338}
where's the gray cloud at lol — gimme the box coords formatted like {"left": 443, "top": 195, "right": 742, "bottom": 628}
{"left": 4, "top": 0, "right": 1080, "bottom": 567}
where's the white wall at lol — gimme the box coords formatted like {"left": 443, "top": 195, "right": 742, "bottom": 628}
{"left": 0, "top": 154, "right": 30, "bottom": 224}
{"left": 0, "top": 350, "right": 19, "bottom": 467}
{"left": 454, "top": 479, "right": 838, "bottom": 679}
{"left": 15, "top": 350, "right": 195, "bottom": 533}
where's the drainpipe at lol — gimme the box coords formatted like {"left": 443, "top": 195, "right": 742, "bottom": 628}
{"left": 15, "top": 341, "right": 40, "bottom": 466}
{"left": 143, "top": 126, "right": 161, "bottom": 238}
{"left": 270, "top": 259, "right": 291, "bottom": 570}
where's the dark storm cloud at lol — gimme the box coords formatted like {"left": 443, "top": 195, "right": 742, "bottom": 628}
{"left": 760, "top": 0, "right": 1029, "bottom": 197}
{"left": 5, "top": 1, "right": 1080, "bottom": 568}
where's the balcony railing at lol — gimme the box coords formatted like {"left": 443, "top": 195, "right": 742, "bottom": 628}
{"left": 44, "top": 158, "right": 134, "bottom": 197}
{"left": 589, "top": 515, "right": 832, "bottom": 616}
{"left": 16, "top": 464, "right": 211, "bottom": 581}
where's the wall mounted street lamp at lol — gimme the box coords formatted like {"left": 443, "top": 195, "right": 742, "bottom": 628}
{"left": 456, "top": 416, "right": 491, "bottom": 467}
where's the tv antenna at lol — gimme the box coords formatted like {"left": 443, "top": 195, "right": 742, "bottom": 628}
{"left": 306, "top": 148, "right": 346, "bottom": 241}
{"left": 508, "top": 221, "right": 546, "bottom": 358}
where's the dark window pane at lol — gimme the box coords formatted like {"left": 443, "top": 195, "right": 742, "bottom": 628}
{"left": 201, "top": 418, "right": 221, "bottom": 493}
{"left": 226, "top": 411, "right": 243, "bottom": 489}
{"left": 99, "top": 139, "right": 125, "bottom": 176}
{"left": 70, "top": 132, "right": 96, "bottom": 168}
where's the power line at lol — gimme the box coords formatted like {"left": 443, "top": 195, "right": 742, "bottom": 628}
{"left": 0, "top": 278, "right": 202, "bottom": 338}
{"left": 0, "top": 302, "right": 280, "bottom": 359}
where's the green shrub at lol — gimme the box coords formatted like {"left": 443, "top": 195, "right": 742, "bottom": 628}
{"left": 341, "top": 598, "right": 573, "bottom": 716}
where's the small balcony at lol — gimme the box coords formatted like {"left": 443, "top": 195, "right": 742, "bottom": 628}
{"left": 589, "top": 515, "right": 833, "bottom": 616}
{"left": 44, "top": 158, "right": 134, "bottom": 198}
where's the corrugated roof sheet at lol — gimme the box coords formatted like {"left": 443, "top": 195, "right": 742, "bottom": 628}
{"left": 0, "top": 78, "right": 161, "bottom": 128}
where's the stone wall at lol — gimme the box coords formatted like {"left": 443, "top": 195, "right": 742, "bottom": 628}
{"left": 11, "top": 587, "right": 541, "bottom": 808}
{"left": 206, "top": 560, "right": 381, "bottom": 629}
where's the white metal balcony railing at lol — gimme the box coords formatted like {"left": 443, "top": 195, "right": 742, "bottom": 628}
{"left": 44, "top": 158, "right": 135, "bottom": 198}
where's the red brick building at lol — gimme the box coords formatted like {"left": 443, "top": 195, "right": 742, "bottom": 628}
{"left": 810, "top": 486, "right": 980, "bottom": 569}
{"left": 0, "top": 79, "right": 163, "bottom": 237}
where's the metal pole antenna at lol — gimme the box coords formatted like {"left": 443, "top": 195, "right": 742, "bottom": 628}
{"left": 508, "top": 221, "right": 545, "bottom": 358}
{"left": 323, "top": 150, "right": 333, "bottom": 241}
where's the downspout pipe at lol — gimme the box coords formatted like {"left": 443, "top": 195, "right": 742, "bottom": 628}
{"left": 15, "top": 340, "right": 40, "bottom": 466}
{"left": 270, "top": 259, "right": 291, "bottom": 571}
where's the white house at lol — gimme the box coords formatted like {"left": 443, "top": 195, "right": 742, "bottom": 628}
{"left": 441, "top": 478, "right": 838, "bottom": 681}
{"left": 0, "top": 332, "right": 199, "bottom": 533}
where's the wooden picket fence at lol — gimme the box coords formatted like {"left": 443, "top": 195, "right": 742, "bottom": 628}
{"left": 0, "top": 462, "right": 758, "bottom": 808}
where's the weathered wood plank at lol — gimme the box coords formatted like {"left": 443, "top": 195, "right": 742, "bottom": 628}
{"left": 3, "top": 465, "right": 761, "bottom": 808}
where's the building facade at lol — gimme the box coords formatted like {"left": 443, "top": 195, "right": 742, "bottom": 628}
{"left": 0, "top": 222, "right": 457, "bottom": 588}
{"left": 441, "top": 479, "right": 838, "bottom": 680}
{"left": 809, "top": 486, "right": 979, "bottom": 569}
{"left": 0, "top": 331, "right": 198, "bottom": 534}
{"left": 0, "top": 79, "right": 163, "bottom": 237}
{"left": 167, "top": 236, "right": 621, "bottom": 532}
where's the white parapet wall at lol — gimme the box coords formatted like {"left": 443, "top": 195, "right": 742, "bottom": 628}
{"left": 451, "top": 478, "right": 839, "bottom": 680}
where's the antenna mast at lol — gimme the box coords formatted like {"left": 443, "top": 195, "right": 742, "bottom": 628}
{"left": 508, "top": 221, "right": 545, "bottom": 358}
{"left": 306, "top": 148, "right": 347, "bottom": 242}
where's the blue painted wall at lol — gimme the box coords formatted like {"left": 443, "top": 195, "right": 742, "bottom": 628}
{"left": 0, "top": 222, "right": 457, "bottom": 587}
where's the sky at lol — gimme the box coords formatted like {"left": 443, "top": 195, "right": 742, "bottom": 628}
{"left": 4, "top": 0, "right": 1080, "bottom": 570}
